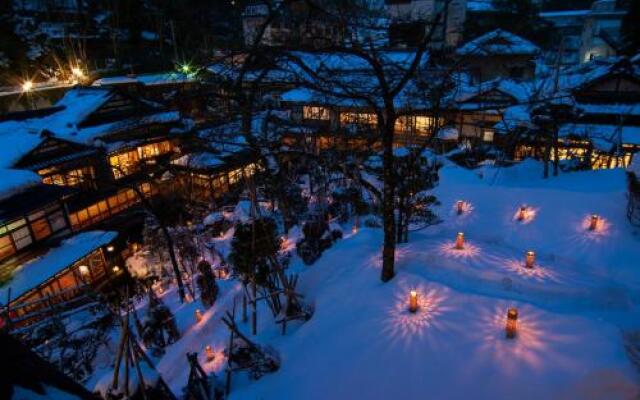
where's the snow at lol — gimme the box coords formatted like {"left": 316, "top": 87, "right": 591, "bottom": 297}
{"left": 437, "top": 127, "right": 459, "bottom": 140}
{"left": 12, "top": 385, "right": 82, "bottom": 400}
{"left": 456, "top": 29, "right": 540, "bottom": 57}
{"left": 0, "top": 169, "right": 42, "bottom": 201}
{"left": 122, "top": 160, "right": 640, "bottom": 400}
{"left": 227, "top": 162, "right": 640, "bottom": 399}
{"left": 558, "top": 123, "right": 640, "bottom": 149}
{"left": 0, "top": 88, "right": 181, "bottom": 162}
{"left": 171, "top": 152, "right": 225, "bottom": 169}
{"left": 92, "top": 72, "right": 195, "bottom": 87}
{"left": 0, "top": 231, "right": 117, "bottom": 302}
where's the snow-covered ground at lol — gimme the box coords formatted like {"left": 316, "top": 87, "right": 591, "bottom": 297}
{"left": 107, "top": 161, "right": 640, "bottom": 399}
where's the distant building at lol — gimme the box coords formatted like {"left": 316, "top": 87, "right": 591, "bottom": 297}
{"left": 385, "top": 0, "right": 468, "bottom": 47}
{"left": 541, "top": 0, "right": 628, "bottom": 65}
{"left": 456, "top": 29, "right": 540, "bottom": 83}
{"left": 242, "top": 0, "right": 345, "bottom": 47}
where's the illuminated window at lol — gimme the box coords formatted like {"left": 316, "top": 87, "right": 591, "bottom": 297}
{"left": 109, "top": 150, "right": 140, "bottom": 179}
{"left": 340, "top": 112, "right": 377, "bottom": 126}
{"left": 483, "top": 130, "right": 495, "bottom": 142}
{"left": 30, "top": 218, "right": 52, "bottom": 241}
{"left": 138, "top": 140, "right": 172, "bottom": 160}
{"left": 395, "top": 116, "right": 435, "bottom": 136}
{"left": 303, "top": 106, "right": 330, "bottom": 120}
{"left": 40, "top": 166, "right": 95, "bottom": 187}
{"left": 0, "top": 235, "right": 15, "bottom": 259}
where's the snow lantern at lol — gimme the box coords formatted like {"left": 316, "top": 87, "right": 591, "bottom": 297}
{"left": 409, "top": 290, "right": 419, "bottom": 313}
{"left": 455, "top": 232, "right": 465, "bottom": 250}
{"left": 589, "top": 214, "right": 599, "bottom": 231}
{"left": 457, "top": 200, "right": 465, "bottom": 215}
{"left": 525, "top": 251, "right": 535, "bottom": 269}
{"left": 205, "top": 345, "right": 215, "bottom": 362}
{"left": 506, "top": 308, "right": 518, "bottom": 339}
{"left": 106, "top": 245, "right": 115, "bottom": 252}
{"left": 517, "top": 206, "right": 527, "bottom": 221}
{"left": 112, "top": 265, "right": 121, "bottom": 273}
{"left": 195, "top": 309, "right": 203, "bottom": 323}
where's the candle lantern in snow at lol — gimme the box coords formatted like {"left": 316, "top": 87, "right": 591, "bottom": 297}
{"left": 195, "top": 309, "right": 203, "bottom": 323}
{"left": 409, "top": 290, "right": 419, "bottom": 313}
{"left": 205, "top": 345, "right": 215, "bottom": 362}
{"left": 589, "top": 214, "right": 599, "bottom": 231}
{"left": 455, "top": 232, "right": 465, "bottom": 250}
{"left": 506, "top": 308, "right": 518, "bottom": 339}
{"left": 525, "top": 251, "right": 535, "bottom": 269}
{"left": 517, "top": 206, "right": 527, "bottom": 221}
{"left": 457, "top": 200, "right": 464, "bottom": 215}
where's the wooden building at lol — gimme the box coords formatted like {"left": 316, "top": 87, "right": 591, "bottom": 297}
{"left": 497, "top": 57, "right": 640, "bottom": 169}
{"left": 0, "top": 230, "right": 119, "bottom": 328}
{"left": 456, "top": 29, "right": 540, "bottom": 84}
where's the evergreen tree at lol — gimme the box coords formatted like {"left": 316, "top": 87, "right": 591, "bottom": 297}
{"left": 228, "top": 218, "right": 281, "bottom": 285}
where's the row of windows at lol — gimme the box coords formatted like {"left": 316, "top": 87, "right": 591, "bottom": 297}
{"left": 185, "top": 163, "right": 259, "bottom": 202}
{"left": 10, "top": 249, "right": 108, "bottom": 317}
{"left": 303, "top": 107, "right": 439, "bottom": 137}
{"left": 109, "top": 140, "right": 173, "bottom": 179}
{"left": 0, "top": 204, "right": 68, "bottom": 262}
{"left": 40, "top": 166, "right": 96, "bottom": 188}
{"left": 68, "top": 183, "right": 152, "bottom": 230}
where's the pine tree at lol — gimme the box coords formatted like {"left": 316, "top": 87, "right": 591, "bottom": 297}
{"left": 228, "top": 218, "right": 281, "bottom": 285}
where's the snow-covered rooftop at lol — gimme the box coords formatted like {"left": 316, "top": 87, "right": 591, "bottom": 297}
{"left": 171, "top": 152, "right": 226, "bottom": 169}
{"left": 0, "top": 231, "right": 117, "bottom": 301}
{"left": 456, "top": 29, "right": 540, "bottom": 57}
{"left": 92, "top": 72, "right": 195, "bottom": 87}
{"left": 0, "top": 169, "right": 42, "bottom": 202}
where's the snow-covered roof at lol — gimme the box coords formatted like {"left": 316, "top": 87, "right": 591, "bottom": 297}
{"left": 0, "top": 88, "right": 183, "bottom": 167}
{"left": 437, "top": 127, "right": 459, "bottom": 140}
{"left": 0, "top": 169, "right": 42, "bottom": 201}
{"left": 467, "top": 0, "right": 494, "bottom": 12}
{"left": 0, "top": 231, "right": 117, "bottom": 301}
{"left": 559, "top": 123, "right": 640, "bottom": 150}
{"left": 452, "top": 78, "right": 532, "bottom": 107}
{"left": 171, "top": 152, "right": 226, "bottom": 169}
{"left": 456, "top": 29, "right": 540, "bottom": 57}
{"left": 92, "top": 72, "right": 195, "bottom": 87}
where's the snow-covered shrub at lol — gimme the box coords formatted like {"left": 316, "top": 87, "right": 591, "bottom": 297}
{"left": 296, "top": 218, "right": 342, "bottom": 265}
{"left": 196, "top": 260, "right": 219, "bottom": 308}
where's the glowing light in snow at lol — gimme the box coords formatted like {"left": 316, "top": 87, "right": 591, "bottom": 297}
{"left": 505, "top": 308, "right": 518, "bottom": 339}
{"left": 438, "top": 240, "right": 481, "bottom": 260}
{"left": 525, "top": 251, "right": 536, "bottom": 269}
{"left": 454, "top": 232, "right": 465, "bottom": 250}
{"left": 408, "top": 290, "right": 418, "bottom": 313}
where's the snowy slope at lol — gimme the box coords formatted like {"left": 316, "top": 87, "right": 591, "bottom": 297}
{"left": 113, "top": 161, "right": 640, "bottom": 399}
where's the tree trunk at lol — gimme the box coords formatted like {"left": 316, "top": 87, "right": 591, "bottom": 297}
{"left": 553, "top": 129, "right": 559, "bottom": 177}
{"left": 160, "top": 224, "right": 186, "bottom": 303}
{"left": 543, "top": 132, "right": 552, "bottom": 179}
{"left": 380, "top": 119, "right": 396, "bottom": 282}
